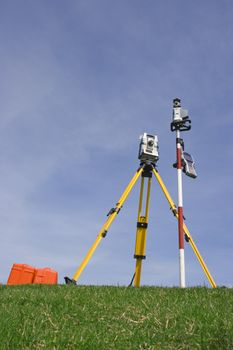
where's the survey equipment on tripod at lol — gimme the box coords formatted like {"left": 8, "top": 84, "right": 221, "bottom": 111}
{"left": 138, "top": 133, "right": 159, "bottom": 163}
{"left": 65, "top": 129, "right": 216, "bottom": 288}
{"left": 171, "top": 98, "right": 191, "bottom": 132}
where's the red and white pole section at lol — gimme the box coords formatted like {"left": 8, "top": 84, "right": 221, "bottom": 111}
{"left": 176, "top": 129, "right": 186, "bottom": 288}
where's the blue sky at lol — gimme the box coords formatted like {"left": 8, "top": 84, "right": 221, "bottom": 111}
{"left": 0, "top": 0, "right": 232, "bottom": 286}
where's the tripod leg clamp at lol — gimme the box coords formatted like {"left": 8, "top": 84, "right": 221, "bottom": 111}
{"left": 171, "top": 207, "right": 177, "bottom": 216}
{"left": 134, "top": 254, "right": 146, "bottom": 260}
{"left": 101, "top": 230, "right": 107, "bottom": 238}
{"left": 107, "top": 206, "right": 122, "bottom": 216}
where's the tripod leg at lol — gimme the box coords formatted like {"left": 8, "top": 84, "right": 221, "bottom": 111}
{"left": 134, "top": 176, "right": 145, "bottom": 287}
{"left": 134, "top": 260, "right": 142, "bottom": 286}
{"left": 182, "top": 223, "right": 217, "bottom": 288}
{"left": 70, "top": 166, "right": 144, "bottom": 283}
{"left": 152, "top": 168, "right": 217, "bottom": 288}
{"left": 134, "top": 176, "right": 152, "bottom": 287}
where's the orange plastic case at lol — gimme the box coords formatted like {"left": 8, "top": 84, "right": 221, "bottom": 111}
{"left": 33, "top": 268, "right": 58, "bottom": 285}
{"left": 7, "top": 264, "right": 36, "bottom": 285}
{"left": 7, "top": 264, "right": 58, "bottom": 285}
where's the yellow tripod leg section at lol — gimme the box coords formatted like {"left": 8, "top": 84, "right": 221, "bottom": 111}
{"left": 134, "top": 176, "right": 145, "bottom": 287}
{"left": 72, "top": 166, "right": 144, "bottom": 282}
{"left": 134, "top": 176, "right": 152, "bottom": 287}
{"left": 134, "top": 259, "right": 142, "bottom": 286}
{"left": 152, "top": 168, "right": 217, "bottom": 288}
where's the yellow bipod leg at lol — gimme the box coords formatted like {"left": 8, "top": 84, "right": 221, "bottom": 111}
{"left": 134, "top": 175, "right": 152, "bottom": 287}
{"left": 152, "top": 168, "right": 217, "bottom": 288}
{"left": 72, "top": 166, "right": 144, "bottom": 282}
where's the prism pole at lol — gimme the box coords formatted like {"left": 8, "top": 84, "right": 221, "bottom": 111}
{"left": 171, "top": 98, "right": 191, "bottom": 288}
{"left": 176, "top": 129, "right": 186, "bottom": 288}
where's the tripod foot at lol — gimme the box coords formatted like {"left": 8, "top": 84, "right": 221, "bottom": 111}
{"left": 64, "top": 276, "right": 77, "bottom": 285}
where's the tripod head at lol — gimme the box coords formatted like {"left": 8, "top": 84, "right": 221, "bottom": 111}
{"left": 171, "top": 98, "right": 191, "bottom": 132}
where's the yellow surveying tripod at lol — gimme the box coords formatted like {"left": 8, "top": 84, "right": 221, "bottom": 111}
{"left": 65, "top": 133, "right": 216, "bottom": 288}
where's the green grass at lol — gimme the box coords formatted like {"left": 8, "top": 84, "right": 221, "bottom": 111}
{"left": 0, "top": 285, "right": 232, "bottom": 349}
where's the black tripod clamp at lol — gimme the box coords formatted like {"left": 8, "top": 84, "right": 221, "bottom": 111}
{"left": 140, "top": 162, "right": 156, "bottom": 178}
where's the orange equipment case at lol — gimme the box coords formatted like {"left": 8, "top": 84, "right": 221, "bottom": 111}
{"left": 7, "top": 264, "right": 36, "bottom": 285}
{"left": 33, "top": 268, "right": 58, "bottom": 285}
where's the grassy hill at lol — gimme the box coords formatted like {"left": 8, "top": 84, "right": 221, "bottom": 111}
{"left": 0, "top": 285, "right": 232, "bottom": 349}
